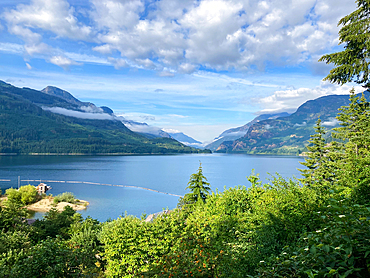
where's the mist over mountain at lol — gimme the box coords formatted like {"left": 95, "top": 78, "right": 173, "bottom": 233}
{"left": 0, "top": 81, "right": 208, "bottom": 154}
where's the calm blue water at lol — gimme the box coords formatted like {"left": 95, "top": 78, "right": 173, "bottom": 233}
{"left": 0, "top": 154, "right": 305, "bottom": 221}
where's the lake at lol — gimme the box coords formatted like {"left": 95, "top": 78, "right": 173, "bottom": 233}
{"left": 0, "top": 154, "right": 305, "bottom": 222}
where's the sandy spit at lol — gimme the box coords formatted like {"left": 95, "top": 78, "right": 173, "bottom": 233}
{"left": 27, "top": 198, "right": 89, "bottom": 212}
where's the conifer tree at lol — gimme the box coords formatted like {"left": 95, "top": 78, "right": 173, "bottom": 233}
{"left": 333, "top": 89, "right": 370, "bottom": 203}
{"left": 299, "top": 118, "right": 340, "bottom": 190}
{"left": 319, "top": 0, "right": 370, "bottom": 88}
{"left": 185, "top": 162, "right": 211, "bottom": 205}
{"left": 299, "top": 118, "right": 327, "bottom": 186}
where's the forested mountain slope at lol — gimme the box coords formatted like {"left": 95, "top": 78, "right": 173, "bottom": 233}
{"left": 0, "top": 81, "right": 207, "bottom": 154}
{"left": 217, "top": 92, "right": 370, "bottom": 155}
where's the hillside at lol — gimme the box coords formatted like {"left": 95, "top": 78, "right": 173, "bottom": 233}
{"left": 205, "top": 112, "right": 290, "bottom": 151}
{"left": 0, "top": 81, "right": 209, "bottom": 154}
{"left": 217, "top": 92, "right": 370, "bottom": 155}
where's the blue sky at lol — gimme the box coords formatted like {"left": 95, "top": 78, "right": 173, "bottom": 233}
{"left": 0, "top": 0, "right": 361, "bottom": 143}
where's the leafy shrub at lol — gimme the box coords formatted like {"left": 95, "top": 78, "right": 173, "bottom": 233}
{"left": 18, "top": 185, "right": 38, "bottom": 205}
{"left": 5, "top": 185, "right": 38, "bottom": 205}
{"left": 0, "top": 237, "right": 102, "bottom": 277}
{"left": 5, "top": 188, "right": 22, "bottom": 205}
{"left": 253, "top": 198, "right": 370, "bottom": 278}
{"left": 53, "top": 192, "right": 76, "bottom": 204}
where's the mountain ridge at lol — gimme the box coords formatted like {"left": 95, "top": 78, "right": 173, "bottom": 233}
{"left": 216, "top": 92, "right": 370, "bottom": 155}
{"left": 0, "top": 81, "right": 209, "bottom": 155}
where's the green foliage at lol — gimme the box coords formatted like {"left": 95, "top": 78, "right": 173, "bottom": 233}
{"left": 0, "top": 237, "right": 102, "bottom": 278}
{"left": 0, "top": 203, "right": 28, "bottom": 232}
{"left": 0, "top": 81, "right": 210, "bottom": 155}
{"left": 252, "top": 198, "right": 370, "bottom": 278}
{"left": 5, "top": 185, "right": 38, "bottom": 206}
{"left": 184, "top": 163, "right": 211, "bottom": 206}
{"left": 53, "top": 192, "right": 77, "bottom": 204}
{"left": 18, "top": 184, "right": 38, "bottom": 205}
{"left": 299, "top": 119, "right": 341, "bottom": 192}
{"left": 32, "top": 206, "right": 82, "bottom": 240}
{"left": 331, "top": 89, "right": 370, "bottom": 204}
{"left": 5, "top": 188, "right": 22, "bottom": 205}
{"left": 319, "top": 0, "right": 370, "bottom": 87}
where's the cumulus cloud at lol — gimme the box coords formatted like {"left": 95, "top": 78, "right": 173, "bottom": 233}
{"left": 108, "top": 57, "right": 128, "bottom": 69}
{"left": 158, "top": 70, "right": 175, "bottom": 77}
{"left": 1, "top": 0, "right": 357, "bottom": 73}
{"left": 42, "top": 107, "right": 115, "bottom": 120}
{"left": 2, "top": 0, "right": 91, "bottom": 68}
{"left": 3, "top": 0, "right": 92, "bottom": 41}
{"left": 49, "top": 55, "right": 81, "bottom": 69}
{"left": 258, "top": 82, "right": 363, "bottom": 113}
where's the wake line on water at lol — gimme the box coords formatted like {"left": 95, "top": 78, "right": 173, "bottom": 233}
{"left": 3, "top": 179, "right": 184, "bottom": 198}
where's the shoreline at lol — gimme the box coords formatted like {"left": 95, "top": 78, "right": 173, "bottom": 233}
{"left": 0, "top": 152, "right": 211, "bottom": 156}
{"left": 27, "top": 198, "right": 89, "bottom": 212}
{"left": 0, "top": 196, "right": 89, "bottom": 212}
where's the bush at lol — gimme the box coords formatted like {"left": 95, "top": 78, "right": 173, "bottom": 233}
{"left": 18, "top": 185, "right": 37, "bottom": 205}
{"left": 53, "top": 192, "right": 76, "bottom": 204}
{"left": 253, "top": 198, "right": 370, "bottom": 278}
{"left": 5, "top": 185, "right": 38, "bottom": 206}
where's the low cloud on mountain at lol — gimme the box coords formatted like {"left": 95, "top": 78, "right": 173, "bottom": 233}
{"left": 42, "top": 107, "right": 115, "bottom": 120}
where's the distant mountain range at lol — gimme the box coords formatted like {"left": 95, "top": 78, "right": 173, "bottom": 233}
{"left": 212, "top": 92, "right": 369, "bottom": 155}
{"left": 206, "top": 91, "right": 370, "bottom": 155}
{"left": 205, "top": 112, "right": 290, "bottom": 150}
{"left": 0, "top": 81, "right": 209, "bottom": 155}
{"left": 162, "top": 129, "right": 203, "bottom": 148}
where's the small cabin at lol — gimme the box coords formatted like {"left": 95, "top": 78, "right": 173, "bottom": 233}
{"left": 35, "top": 183, "right": 51, "bottom": 195}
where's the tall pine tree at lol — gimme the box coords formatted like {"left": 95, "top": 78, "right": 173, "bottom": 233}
{"left": 319, "top": 0, "right": 370, "bottom": 88}
{"left": 299, "top": 118, "right": 340, "bottom": 191}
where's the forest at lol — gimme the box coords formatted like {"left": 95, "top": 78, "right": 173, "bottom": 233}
{"left": 1, "top": 0, "right": 370, "bottom": 277}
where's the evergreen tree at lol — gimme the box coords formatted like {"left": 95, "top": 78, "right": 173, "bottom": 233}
{"left": 299, "top": 118, "right": 340, "bottom": 191}
{"left": 333, "top": 89, "right": 370, "bottom": 203}
{"left": 185, "top": 163, "right": 211, "bottom": 205}
{"left": 299, "top": 118, "right": 326, "bottom": 186}
{"left": 319, "top": 0, "right": 370, "bottom": 88}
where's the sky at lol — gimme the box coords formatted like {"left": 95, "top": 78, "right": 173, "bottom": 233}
{"left": 0, "top": 0, "right": 362, "bottom": 143}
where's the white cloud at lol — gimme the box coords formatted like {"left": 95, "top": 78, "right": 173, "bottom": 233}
{"left": 162, "top": 128, "right": 181, "bottom": 134}
{"left": 158, "top": 70, "right": 175, "bottom": 77}
{"left": 178, "top": 63, "right": 197, "bottom": 74}
{"left": 80, "top": 106, "right": 104, "bottom": 113}
{"left": 108, "top": 57, "right": 128, "bottom": 69}
{"left": 322, "top": 118, "right": 339, "bottom": 126}
{"left": 42, "top": 106, "right": 115, "bottom": 120}
{"left": 0, "top": 42, "right": 24, "bottom": 54}
{"left": 2, "top": 0, "right": 357, "bottom": 73}
{"left": 258, "top": 82, "right": 363, "bottom": 113}
{"left": 3, "top": 0, "right": 92, "bottom": 41}
{"left": 49, "top": 55, "right": 81, "bottom": 69}
{"left": 125, "top": 122, "right": 164, "bottom": 135}
{"left": 26, "top": 62, "right": 32, "bottom": 70}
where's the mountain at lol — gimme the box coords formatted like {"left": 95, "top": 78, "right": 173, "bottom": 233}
{"left": 205, "top": 112, "right": 290, "bottom": 151}
{"left": 122, "top": 120, "right": 172, "bottom": 139}
{"left": 0, "top": 81, "right": 209, "bottom": 154}
{"left": 162, "top": 129, "right": 203, "bottom": 148}
{"left": 216, "top": 92, "right": 370, "bottom": 155}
